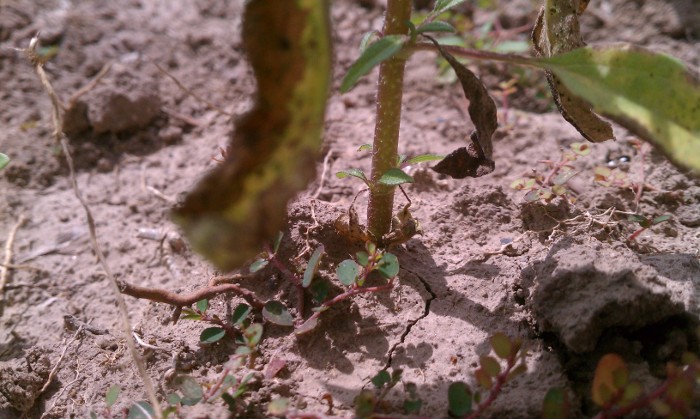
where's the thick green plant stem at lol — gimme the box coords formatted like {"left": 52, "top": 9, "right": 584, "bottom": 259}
{"left": 367, "top": 0, "right": 412, "bottom": 241}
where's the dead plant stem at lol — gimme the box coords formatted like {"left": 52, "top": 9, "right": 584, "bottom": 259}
{"left": 0, "top": 214, "right": 26, "bottom": 316}
{"left": 25, "top": 36, "right": 162, "bottom": 417}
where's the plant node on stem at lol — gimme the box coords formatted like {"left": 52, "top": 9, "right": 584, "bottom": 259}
{"left": 367, "top": 0, "right": 412, "bottom": 241}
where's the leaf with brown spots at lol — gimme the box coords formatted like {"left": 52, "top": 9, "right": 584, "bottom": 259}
{"left": 532, "top": 0, "right": 614, "bottom": 143}
{"left": 172, "top": 1, "right": 331, "bottom": 271}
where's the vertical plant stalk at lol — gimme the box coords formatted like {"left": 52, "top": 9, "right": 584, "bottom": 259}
{"left": 367, "top": 0, "right": 412, "bottom": 241}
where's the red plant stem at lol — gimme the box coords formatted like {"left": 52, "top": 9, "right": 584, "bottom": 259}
{"left": 593, "top": 365, "right": 699, "bottom": 418}
{"left": 203, "top": 365, "right": 233, "bottom": 401}
{"left": 467, "top": 354, "right": 519, "bottom": 418}
{"left": 627, "top": 227, "right": 647, "bottom": 242}
{"left": 301, "top": 280, "right": 395, "bottom": 327}
{"left": 117, "top": 279, "right": 265, "bottom": 309}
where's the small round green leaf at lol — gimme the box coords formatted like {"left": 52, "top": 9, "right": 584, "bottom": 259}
{"left": 336, "top": 168, "right": 369, "bottom": 184}
{"left": 244, "top": 323, "right": 264, "bottom": 346}
{"left": 448, "top": 381, "right": 473, "bottom": 416}
{"left": 176, "top": 376, "right": 203, "bottom": 406}
{"left": 378, "top": 168, "right": 414, "bottom": 185}
{"left": 377, "top": 252, "right": 400, "bottom": 279}
{"left": 200, "top": 327, "right": 225, "bottom": 344}
{"left": 357, "top": 143, "right": 373, "bottom": 152}
{"left": 249, "top": 259, "right": 268, "bottom": 273}
{"left": 303, "top": 245, "right": 325, "bottom": 288}
{"left": 341, "top": 35, "right": 405, "bottom": 93}
{"left": 231, "top": 303, "right": 251, "bottom": 326}
{"left": 105, "top": 384, "right": 120, "bottom": 407}
{"left": 196, "top": 299, "right": 208, "bottom": 313}
{"left": 371, "top": 370, "right": 391, "bottom": 388}
{"left": 542, "top": 388, "right": 570, "bottom": 419}
{"left": 652, "top": 214, "right": 672, "bottom": 225}
{"left": 356, "top": 251, "right": 369, "bottom": 267}
{"left": 263, "top": 301, "right": 294, "bottom": 327}
{"left": 417, "top": 21, "right": 456, "bottom": 34}
{"left": 295, "top": 315, "right": 319, "bottom": 335}
{"left": 0, "top": 153, "right": 9, "bottom": 170}
{"left": 267, "top": 398, "right": 289, "bottom": 416}
{"left": 337, "top": 259, "right": 360, "bottom": 286}
{"left": 490, "top": 333, "right": 513, "bottom": 359}
{"left": 479, "top": 355, "right": 501, "bottom": 377}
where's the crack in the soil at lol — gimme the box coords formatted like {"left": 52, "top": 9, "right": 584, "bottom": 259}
{"left": 384, "top": 267, "right": 437, "bottom": 370}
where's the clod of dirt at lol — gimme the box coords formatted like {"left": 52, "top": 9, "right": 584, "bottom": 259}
{"left": 63, "top": 66, "right": 160, "bottom": 136}
{"left": 0, "top": 347, "right": 51, "bottom": 413}
{"left": 530, "top": 239, "right": 693, "bottom": 353}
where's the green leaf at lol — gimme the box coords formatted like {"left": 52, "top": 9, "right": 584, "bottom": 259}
{"left": 337, "top": 259, "right": 360, "bottom": 286}
{"left": 404, "top": 153, "right": 445, "bottom": 165}
{"left": 417, "top": 21, "right": 456, "bottom": 34}
{"left": 0, "top": 153, "right": 9, "bottom": 170}
{"left": 479, "top": 355, "right": 501, "bottom": 377}
{"left": 336, "top": 168, "right": 369, "bottom": 184}
{"left": 448, "top": 381, "right": 473, "bottom": 416}
{"left": 652, "top": 214, "right": 672, "bottom": 225}
{"left": 196, "top": 299, "right": 208, "bottom": 313}
{"left": 309, "top": 279, "right": 329, "bottom": 304}
{"left": 200, "top": 327, "right": 226, "bottom": 344}
{"left": 542, "top": 388, "right": 570, "bottom": 419}
{"left": 359, "top": 31, "right": 379, "bottom": 53}
{"left": 244, "top": 323, "right": 264, "bottom": 346}
{"left": 354, "top": 389, "right": 377, "bottom": 419}
{"left": 166, "top": 393, "right": 182, "bottom": 405}
{"left": 249, "top": 259, "right": 268, "bottom": 273}
{"left": 127, "top": 401, "right": 155, "bottom": 419}
{"left": 303, "top": 245, "right": 325, "bottom": 287}
{"left": 272, "top": 231, "right": 284, "bottom": 254}
{"left": 404, "top": 398, "right": 423, "bottom": 413}
{"left": 432, "top": 0, "right": 468, "bottom": 15}
{"left": 356, "top": 251, "right": 369, "bottom": 267}
{"left": 377, "top": 252, "right": 399, "bottom": 279}
{"left": 263, "top": 301, "right": 294, "bottom": 326}
{"left": 378, "top": 168, "right": 414, "bottom": 185}
{"left": 231, "top": 303, "right": 251, "bottom": 326}
{"left": 105, "top": 384, "right": 120, "bottom": 407}
{"left": 540, "top": 45, "right": 700, "bottom": 173}
{"left": 552, "top": 170, "right": 578, "bottom": 185}
{"left": 371, "top": 370, "right": 391, "bottom": 388}
{"left": 221, "top": 392, "right": 237, "bottom": 411}
{"left": 490, "top": 333, "right": 513, "bottom": 359}
{"left": 341, "top": 35, "right": 405, "bottom": 93}
{"left": 357, "top": 143, "right": 372, "bottom": 152}
{"left": 176, "top": 376, "right": 203, "bottom": 406}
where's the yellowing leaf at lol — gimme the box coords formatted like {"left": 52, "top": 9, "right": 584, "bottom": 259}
{"left": 172, "top": 1, "right": 331, "bottom": 270}
{"left": 532, "top": 0, "right": 614, "bottom": 142}
{"left": 542, "top": 45, "right": 700, "bottom": 173}
{"left": 592, "top": 353, "right": 627, "bottom": 407}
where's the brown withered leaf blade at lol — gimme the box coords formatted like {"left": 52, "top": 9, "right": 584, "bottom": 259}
{"left": 172, "top": 1, "right": 331, "bottom": 271}
{"left": 432, "top": 139, "right": 495, "bottom": 179}
{"left": 532, "top": 0, "right": 614, "bottom": 143}
{"left": 423, "top": 35, "right": 497, "bottom": 159}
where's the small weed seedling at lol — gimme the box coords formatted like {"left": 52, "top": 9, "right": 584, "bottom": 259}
{"left": 543, "top": 352, "right": 700, "bottom": 418}
{"left": 448, "top": 333, "right": 527, "bottom": 418}
{"left": 0, "top": 153, "right": 9, "bottom": 171}
{"left": 353, "top": 368, "right": 423, "bottom": 417}
{"left": 625, "top": 214, "right": 672, "bottom": 242}
{"left": 511, "top": 142, "right": 591, "bottom": 203}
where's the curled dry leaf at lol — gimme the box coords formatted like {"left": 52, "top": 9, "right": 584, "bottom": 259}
{"left": 532, "top": 0, "right": 614, "bottom": 143}
{"left": 172, "top": 1, "right": 331, "bottom": 270}
{"left": 423, "top": 35, "right": 497, "bottom": 179}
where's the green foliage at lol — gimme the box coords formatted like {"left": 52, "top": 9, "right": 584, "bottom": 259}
{"left": 542, "top": 388, "right": 570, "bottom": 419}
{"left": 336, "top": 168, "right": 369, "bottom": 185}
{"left": 540, "top": 45, "right": 700, "bottom": 172}
{"left": 175, "top": 376, "right": 203, "bottom": 406}
{"left": 378, "top": 168, "right": 414, "bottom": 186}
{"left": 337, "top": 259, "right": 360, "bottom": 286}
{"left": 105, "top": 384, "right": 120, "bottom": 408}
{"left": 127, "top": 401, "right": 155, "bottom": 419}
{"left": 0, "top": 153, "right": 9, "bottom": 170}
{"left": 302, "top": 245, "right": 324, "bottom": 287}
{"left": 262, "top": 301, "right": 294, "bottom": 326}
{"left": 341, "top": 35, "right": 406, "bottom": 92}
{"left": 200, "top": 327, "right": 226, "bottom": 344}
{"left": 231, "top": 303, "right": 251, "bottom": 326}
{"left": 448, "top": 381, "right": 473, "bottom": 416}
